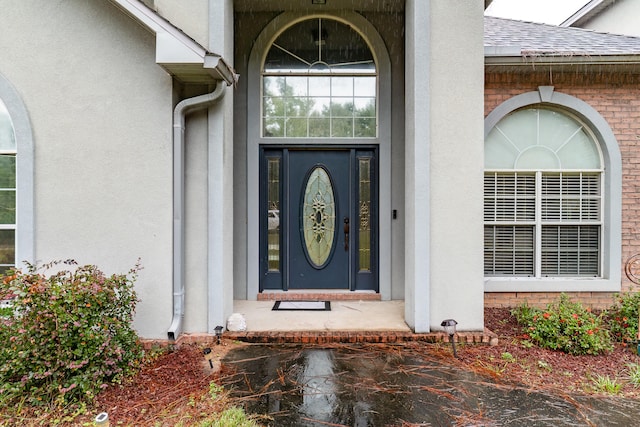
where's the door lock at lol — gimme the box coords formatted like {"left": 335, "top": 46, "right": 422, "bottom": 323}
{"left": 343, "top": 217, "right": 350, "bottom": 251}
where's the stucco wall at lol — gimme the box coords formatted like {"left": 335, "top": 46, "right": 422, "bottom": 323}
{"left": 155, "top": 0, "right": 210, "bottom": 48}
{"left": 0, "top": 0, "right": 174, "bottom": 338}
{"left": 485, "top": 71, "right": 640, "bottom": 309}
{"left": 580, "top": 0, "right": 640, "bottom": 37}
{"left": 426, "top": 1, "right": 485, "bottom": 331}
{"left": 233, "top": 11, "right": 276, "bottom": 300}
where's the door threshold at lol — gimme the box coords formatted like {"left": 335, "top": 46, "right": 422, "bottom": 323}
{"left": 258, "top": 290, "right": 380, "bottom": 301}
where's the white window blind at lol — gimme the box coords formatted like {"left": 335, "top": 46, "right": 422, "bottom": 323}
{"left": 484, "top": 172, "right": 601, "bottom": 277}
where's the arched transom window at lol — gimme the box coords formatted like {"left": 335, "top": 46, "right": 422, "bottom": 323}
{"left": 262, "top": 18, "right": 377, "bottom": 138}
{"left": 484, "top": 107, "right": 603, "bottom": 278}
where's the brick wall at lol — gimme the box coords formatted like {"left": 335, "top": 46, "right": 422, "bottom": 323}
{"left": 484, "top": 71, "right": 640, "bottom": 309}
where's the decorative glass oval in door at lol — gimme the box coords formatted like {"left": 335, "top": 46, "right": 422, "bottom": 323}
{"left": 302, "top": 167, "right": 336, "bottom": 268}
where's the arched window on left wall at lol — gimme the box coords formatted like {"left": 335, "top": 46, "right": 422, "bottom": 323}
{"left": 0, "top": 100, "right": 16, "bottom": 274}
{"left": 0, "top": 73, "right": 34, "bottom": 275}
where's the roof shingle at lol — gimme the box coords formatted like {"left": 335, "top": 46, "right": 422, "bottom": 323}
{"left": 485, "top": 16, "right": 640, "bottom": 56}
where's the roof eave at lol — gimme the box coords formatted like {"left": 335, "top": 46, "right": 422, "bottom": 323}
{"left": 108, "top": 0, "right": 238, "bottom": 86}
{"left": 485, "top": 51, "right": 640, "bottom": 67}
{"left": 560, "top": 0, "right": 616, "bottom": 27}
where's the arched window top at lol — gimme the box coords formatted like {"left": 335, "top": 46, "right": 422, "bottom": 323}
{"left": 261, "top": 17, "right": 378, "bottom": 138}
{"left": 485, "top": 107, "right": 602, "bottom": 170}
{"left": 0, "top": 100, "right": 16, "bottom": 152}
{"left": 264, "top": 18, "right": 375, "bottom": 75}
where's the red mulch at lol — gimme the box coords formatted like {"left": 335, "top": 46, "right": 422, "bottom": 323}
{"left": 84, "top": 344, "right": 230, "bottom": 426}
{"left": 460, "top": 307, "right": 640, "bottom": 397}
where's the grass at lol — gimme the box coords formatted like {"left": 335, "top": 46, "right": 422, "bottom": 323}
{"left": 588, "top": 374, "right": 622, "bottom": 395}
{"left": 627, "top": 363, "right": 640, "bottom": 387}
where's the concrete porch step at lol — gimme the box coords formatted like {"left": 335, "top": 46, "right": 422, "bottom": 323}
{"left": 257, "top": 291, "right": 381, "bottom": 301}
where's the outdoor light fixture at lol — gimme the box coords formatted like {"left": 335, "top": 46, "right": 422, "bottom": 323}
{"left": 441, "top": 319, "right": 458, "bottom": 358}
{"left": 95, "top": 412, "right": 109, "bottom": 426}
{"left": 214, "top": 325, "right": 224, "bottom": 345}
{"left": 312, "top": 28, "right": 328, "bottom": 46}
{"left": 203, "top": 347, "right": 213, "bottom": 368}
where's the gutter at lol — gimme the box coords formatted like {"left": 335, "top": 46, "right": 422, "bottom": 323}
{"left": 485, "top": 47, "right": 640, "bottom": 68}
{"left": 167, "top": 83, "right": 226, "bottom": 341}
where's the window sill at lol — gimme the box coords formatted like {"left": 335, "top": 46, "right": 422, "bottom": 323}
{"left": 484, "top": 277, "right": 620, "bottom": 293}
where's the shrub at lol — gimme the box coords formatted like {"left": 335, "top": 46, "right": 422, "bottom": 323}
{"left": 512, "top": 294, "right": 613, "bottom": 356}
{"left": 607, "top": 290, "right": 640, "bottom": 343}
{"left": 0, "top": 260, "right": 144, "bottom": 408}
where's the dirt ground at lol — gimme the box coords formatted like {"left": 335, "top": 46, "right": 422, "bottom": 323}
{"left": 78, "top": 307, "right": 640, "bottom": 425}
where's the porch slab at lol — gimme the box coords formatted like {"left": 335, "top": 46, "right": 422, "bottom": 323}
{"left": 222, "top": 300, "right": 498, "bottom": 345}
{"left": 232, "top": 300, "right": 409, "bottom": 332}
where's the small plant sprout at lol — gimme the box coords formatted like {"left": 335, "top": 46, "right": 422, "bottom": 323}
{"left": 501, "top": 352, "right": 515, "bottom": 363}
{"left": 589, "top": 374, "right": 622, "bottom": 395}
{"left": 537, "top": 360, "right": 552, "bottom": 372}
{"left": 626, "top": 363, "right": 640, "bottom": 387}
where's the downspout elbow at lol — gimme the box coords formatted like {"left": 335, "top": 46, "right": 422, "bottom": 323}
{"left": 168, "top": 82, "right": 226, "bottom": 342}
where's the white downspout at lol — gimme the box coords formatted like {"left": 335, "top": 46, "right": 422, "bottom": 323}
{"left": 168, "top": 83, "right": 226, "bottom": 341}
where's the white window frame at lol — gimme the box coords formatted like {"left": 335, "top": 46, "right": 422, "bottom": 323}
{"left": 484, "top": 87, "right": 621, "bottom": 292}
{"left": 260, "top": 18, "right": 378, "bottom": 139}
{"left": 0, "top": 73, "right": 34, "bottom": 269}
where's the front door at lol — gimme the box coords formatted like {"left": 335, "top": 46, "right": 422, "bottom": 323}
{"left": 260, "top": 147, "right": 378, "bottom": 291}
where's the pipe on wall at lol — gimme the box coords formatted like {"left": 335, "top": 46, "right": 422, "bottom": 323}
{"left": 168, "top": 82, "right": 226, "bottom": 341}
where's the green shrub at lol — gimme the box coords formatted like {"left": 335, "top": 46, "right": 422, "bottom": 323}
{"left": 607, "top": 291, "right": 640, "bottom": 343}
{"left": 512, "top": 294, "right": 613, "bottom": 356}
{"left": 0, "top": 260, "right": 144, "bottom": 408}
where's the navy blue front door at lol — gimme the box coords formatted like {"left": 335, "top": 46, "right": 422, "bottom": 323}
{"left": 260, "top": 147, "right": 378, "bottom": 292}
{"left": 288, "top": 150, "right": 351, "bottom": 289}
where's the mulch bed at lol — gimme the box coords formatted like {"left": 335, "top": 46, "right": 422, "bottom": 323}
{"left": 86, "top": 344, "right": 229, "bottom": 426}
{"left": 459, "top": 307, "right": 640, "bottom": 397}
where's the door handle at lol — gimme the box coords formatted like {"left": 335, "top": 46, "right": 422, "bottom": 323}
{"left": 343, "top": 217, "right": 350, "bottom": 251}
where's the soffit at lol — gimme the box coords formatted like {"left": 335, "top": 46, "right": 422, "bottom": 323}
{"left": 234, "top": 0, "right": 404, "bottom": 12}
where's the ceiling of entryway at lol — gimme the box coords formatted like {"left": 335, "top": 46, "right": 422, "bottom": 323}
{"left": 234, "top": 0, "right": 404, "bottom": 12}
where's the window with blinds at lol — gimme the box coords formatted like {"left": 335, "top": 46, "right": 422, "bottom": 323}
{"left": 484, "top": 107, "right": 603, "bottom": 279}
{"left": 484, "top": 172, "right": 601, "bottom": 277}
{"left": 484, "top": 173, "right": 535, "bottom": 276}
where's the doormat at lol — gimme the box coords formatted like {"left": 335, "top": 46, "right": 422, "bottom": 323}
{"left": 272, "top": 301, "right": 331, "bottom": 311}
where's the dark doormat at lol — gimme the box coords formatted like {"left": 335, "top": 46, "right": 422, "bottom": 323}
{"left": 272, "top": 301, "right": 331, "bottom": 311}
